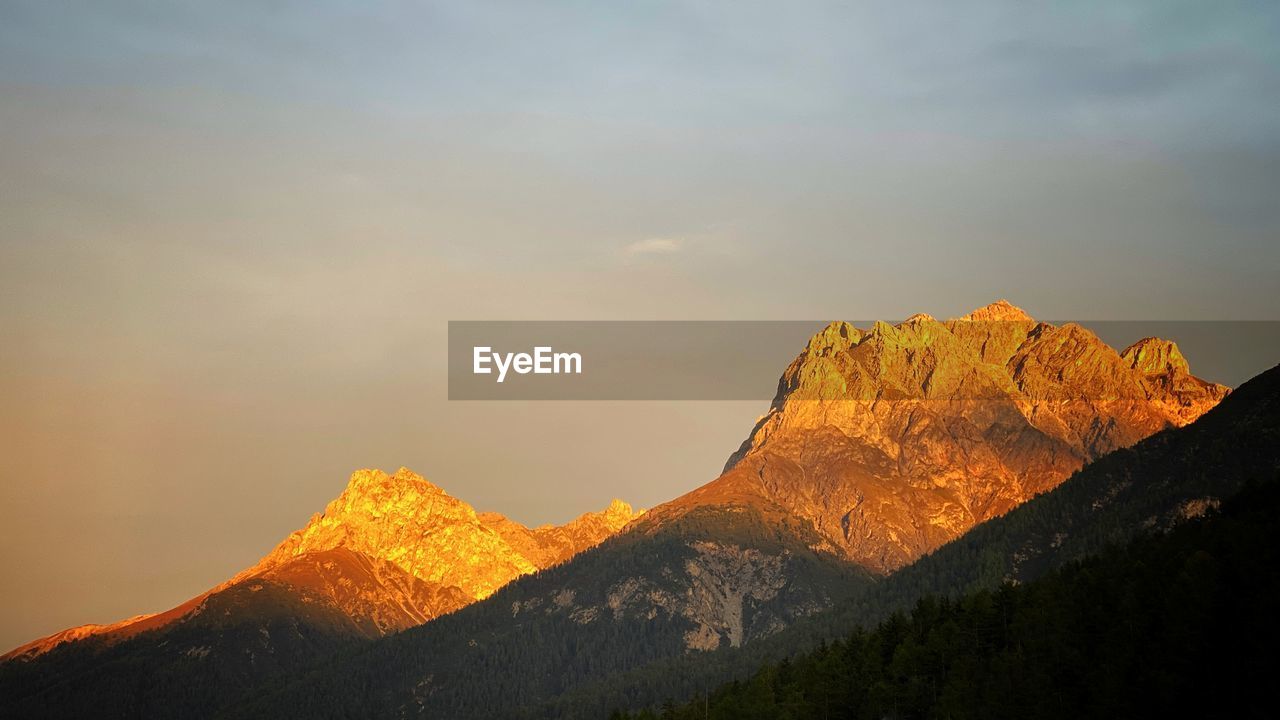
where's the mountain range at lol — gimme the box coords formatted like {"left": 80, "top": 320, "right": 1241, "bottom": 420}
{"left": 2, "top": 300, "right": 1261, "bottom": 720}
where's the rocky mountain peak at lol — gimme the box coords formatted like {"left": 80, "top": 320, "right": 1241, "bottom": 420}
{"left": 671, "top": 301, "right": 1229, "bottom": 573}
{"left": 602, "top": 498, "right": 639, "bottom": 524}
{"left": 806, "top": 321, "right": 863, "bottom": 355}
{"left": 337, "top": 467, "right": 451, "bottom": 507}
{"left": 253, "top": 469, "right": 640, "bottom": 602}
{"left": 1122, "top": 337, "right": 1190, "bottom": 376}
{"left": 961, "top": 298, "right": 1034, "bottom": 323}
{"left": 323, "top": 467, "right": 478, "bottom": 529}
{"left": 1120, "top": 337, "right": 1229, "bottom": 425}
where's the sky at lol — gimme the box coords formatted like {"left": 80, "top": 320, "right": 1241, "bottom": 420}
{"left": 2, "top": 0, "right": 1279, "bottom": 651}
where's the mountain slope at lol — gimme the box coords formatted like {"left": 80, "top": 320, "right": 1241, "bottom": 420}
{"left": 0, "top": 573, "right": 381, "bottom": 718}
{"left": 226, "top": 502, "right": 873, "bottom": 719}
{"left": 0, "top": 470, "right": 638, "bottom": 718}
{"left": 623, "top": 464, "right": 1280, "bottom": 720}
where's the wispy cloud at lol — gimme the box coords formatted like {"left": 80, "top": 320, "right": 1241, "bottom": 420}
{"left": 622, "top": 237, "right": 683, "bottom": 256}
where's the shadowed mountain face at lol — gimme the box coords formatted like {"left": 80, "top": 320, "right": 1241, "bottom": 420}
{"left": 657, "top": 301, "right": 1227, "bottom": 572}
{"left": 2, "top": 468, "right": 638, "bottom": 663}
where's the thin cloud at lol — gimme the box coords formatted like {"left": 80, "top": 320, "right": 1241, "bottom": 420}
{"left": 623, "top": 237, "right": 683, "bottom": 256}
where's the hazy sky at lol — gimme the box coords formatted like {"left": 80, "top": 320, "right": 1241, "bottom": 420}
{"left": 2, "top": 1, "right": 1278, "bottom": 650}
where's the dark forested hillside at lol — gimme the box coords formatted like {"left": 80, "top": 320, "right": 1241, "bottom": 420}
{"left": 0, "top": 579, "right": 372, "bottom": 719}
{"left": 612, "top": 474, "right": 1280, "bottom": 719}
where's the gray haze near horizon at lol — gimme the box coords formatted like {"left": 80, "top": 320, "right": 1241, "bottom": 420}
{"left": 1, "top": 1, "right": 1278, "bottom": 651}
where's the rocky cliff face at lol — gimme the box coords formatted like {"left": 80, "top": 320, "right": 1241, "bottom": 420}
{"left": 502, "top": 503, "right": 862, "bottom": 655}
{"left": 5, "top": 468, "right": 640, "bottom": 661}
{"left": 1120, "top": 336, "right": 1228, "bottom": 425}
{"left": 655, "top": 301, "right": 1228, "bottom": 573}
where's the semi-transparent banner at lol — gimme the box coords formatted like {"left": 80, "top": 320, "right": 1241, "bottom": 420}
{"left": 447, "top": 320, "right": 1280, "bottom": 400}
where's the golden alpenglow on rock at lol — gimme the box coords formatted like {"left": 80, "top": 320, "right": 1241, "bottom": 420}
{"left": 650, "top": 301, "right": 1229, "bottom": 573}
{"left": 250, "top": 467, "right": 640, "bottom": 601}
{"left": 4, "top": 467, "right": 640, "bottom": 661}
